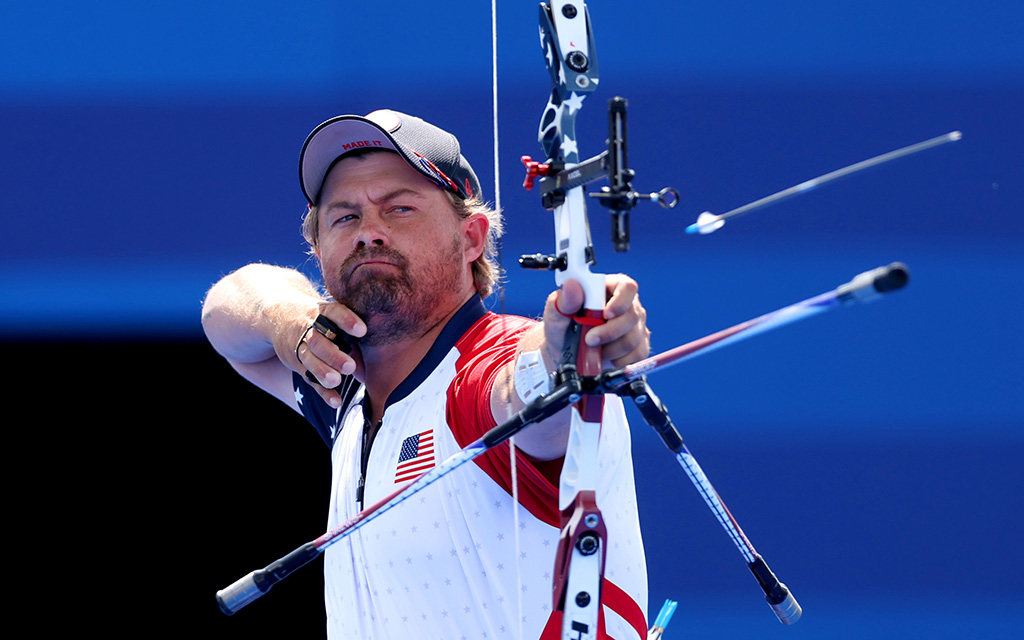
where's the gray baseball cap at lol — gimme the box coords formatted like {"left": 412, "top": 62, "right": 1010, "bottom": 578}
{"left": 299, "top": 109, "right": 482, "bottom": 205}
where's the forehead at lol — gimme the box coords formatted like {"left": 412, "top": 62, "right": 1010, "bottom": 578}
{"left": 320, "top": 150, "right": 441, "bottom": 203}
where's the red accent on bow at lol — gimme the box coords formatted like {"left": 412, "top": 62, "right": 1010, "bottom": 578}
{"left": 521, "top": 155, "right": 552, "bottom": 190}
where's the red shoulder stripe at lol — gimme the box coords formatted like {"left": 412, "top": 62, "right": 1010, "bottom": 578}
{"left": 446, "top": 313, "right": 561, "bottom": 527}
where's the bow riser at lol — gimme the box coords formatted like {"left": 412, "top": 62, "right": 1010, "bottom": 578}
{"left": 537, "top": 3, "right": 610, "bottom": 639}
{"left": 538, "top": 1, "right": 600, "bottom": 164}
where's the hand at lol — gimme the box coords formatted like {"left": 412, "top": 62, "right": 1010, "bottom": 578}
{"left": 496, "top": 273, "right": 650, "bottom": 460}
{"left": 290, "top": 302, "right": 367, "bottom": 408}
{"left": 541, "top": 274, "right": 650, "bottom": 369}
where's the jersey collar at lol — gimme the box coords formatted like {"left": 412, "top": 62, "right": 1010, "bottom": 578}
{"left": 384, "top": 295, "right": 488, "bottom": 409}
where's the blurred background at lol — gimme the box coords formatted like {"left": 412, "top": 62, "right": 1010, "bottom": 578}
{"left": 3, "top": 1, "right": 1020, "bottom": 638}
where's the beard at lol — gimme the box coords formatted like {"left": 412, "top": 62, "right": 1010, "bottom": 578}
{"left": 325, "top": 237, "right": 464, "bottom": 346}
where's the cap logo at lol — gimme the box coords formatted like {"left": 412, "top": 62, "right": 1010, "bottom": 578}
{"left": 342, "top": 139, "right": 386, "bottom": 151}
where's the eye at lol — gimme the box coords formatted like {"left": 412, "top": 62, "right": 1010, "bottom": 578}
{"left": 327, "top": 212, "right": 358, "bottom": 227}
{"left": 389, "top": 205, "right": 414, "bottom": 214}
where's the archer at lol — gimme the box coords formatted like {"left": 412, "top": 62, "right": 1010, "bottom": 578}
{"left": 202, "top": 108, "right": 653, "bottom": 639}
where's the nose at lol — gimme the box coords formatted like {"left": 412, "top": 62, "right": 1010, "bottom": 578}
{"left": 352, "top": 209, "right": 390, "bottom": 250}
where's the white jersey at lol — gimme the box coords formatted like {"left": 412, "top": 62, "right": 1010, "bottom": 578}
{"left": 296, "top": 297, "right": 648, "bottom": 639}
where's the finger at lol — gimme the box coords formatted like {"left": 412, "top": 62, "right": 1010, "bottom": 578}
{"left": 555, "top": 278, "right": 585, "bottom": 317}
{"left": 304, "top": 330, "right": 357, "bottom": 384}
{"left": 592, "top": 315, "right": 648, "bottom": 357}
{"left": 585, "top": 295, "right": 646, "bottom": 346}
{"left": 602, "top": 275, "right": 639, "bottom": 320}
{"left": 309, "top": 305, "right": 365, "bottom": 372}
{"left": 320, "top": 303, "right": 368, "bottom": 340}
{"left": 541, "top": 279, "right": 581, "bottom": 338}
{"left": 599, "top": 304, "right": 650, "bottom": 358}
{"left": 295, "top": 335, "right": 338, "bottom": 389}
{"left": 591, "top": 324, "right": 650, "bottom": 370}
{"left": 307, "top": 373, "right": 344, "bottom": 409}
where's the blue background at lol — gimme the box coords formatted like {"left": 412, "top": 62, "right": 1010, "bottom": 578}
{"left": 3, "top": 1, "right": 1021, "bottom": 638}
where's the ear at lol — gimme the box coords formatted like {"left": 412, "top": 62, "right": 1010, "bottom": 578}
{"left": 461, "top": 212, "right": 489, "bottom": 264}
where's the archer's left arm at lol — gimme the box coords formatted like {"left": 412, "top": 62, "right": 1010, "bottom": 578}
{"left": 489, "top": 274, "right": 651, "bottom": 460}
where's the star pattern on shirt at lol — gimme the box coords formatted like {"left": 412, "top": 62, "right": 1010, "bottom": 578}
{"left": 321, "top": 358, "right": 646, "bottom": 640}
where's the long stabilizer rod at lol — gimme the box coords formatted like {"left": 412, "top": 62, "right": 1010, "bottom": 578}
{"left": 607, "top": 262, "right": 910, "bottom": 387}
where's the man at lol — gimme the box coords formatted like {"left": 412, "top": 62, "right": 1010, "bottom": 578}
{"left": 202, "top": 109, "right": 650, "bottom": 639}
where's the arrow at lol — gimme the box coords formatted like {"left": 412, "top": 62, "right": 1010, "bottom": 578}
{"left": 687, "top": 131, "right": 962, "bottom": 235}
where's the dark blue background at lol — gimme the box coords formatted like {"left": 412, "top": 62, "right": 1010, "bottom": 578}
{"left": 3, "top": 2, "right": 1021, "bottom": 638}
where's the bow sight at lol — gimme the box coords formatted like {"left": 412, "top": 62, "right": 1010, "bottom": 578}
{"left": 522, "top": 96, "right": 680, "bottom": 258}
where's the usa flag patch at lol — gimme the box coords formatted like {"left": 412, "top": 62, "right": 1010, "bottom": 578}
{"left": 394, "top": 429, "right": 434, "bottom": 483}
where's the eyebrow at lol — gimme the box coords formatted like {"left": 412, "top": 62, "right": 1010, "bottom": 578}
{"left": 322, "top": 187, "right": 427, "bottom": 213}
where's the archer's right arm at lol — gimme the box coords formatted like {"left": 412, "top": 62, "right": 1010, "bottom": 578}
{"left": 200, "top": 263, "right": 363, "bottom": 411}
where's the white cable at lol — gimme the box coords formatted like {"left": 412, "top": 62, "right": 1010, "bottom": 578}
{"left": 491, "top": 0, "right": 505, "bottom": 315}
{"left": 493, "top": 3, "right": 522, "bottom": 638}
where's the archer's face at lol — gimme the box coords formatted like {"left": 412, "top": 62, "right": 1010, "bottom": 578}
{"left": 315, "top": 151, "right": 481, "bottom": 345}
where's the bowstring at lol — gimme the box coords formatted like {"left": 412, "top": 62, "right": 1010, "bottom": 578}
{"left": 491, "top": 3, "right": 524, "bottom": 640}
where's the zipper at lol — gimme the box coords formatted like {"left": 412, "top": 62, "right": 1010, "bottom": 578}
{"left": 356, "top": 415, "right": 382, "bottom": 509}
